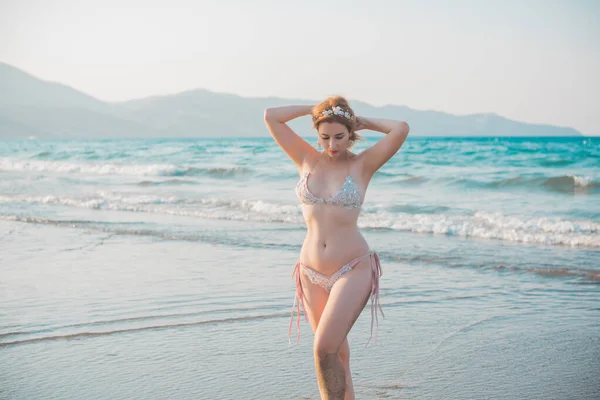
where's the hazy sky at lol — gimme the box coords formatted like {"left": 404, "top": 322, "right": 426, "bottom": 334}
{"left": 1, "top": 0, "right": 599, "bottom": 134}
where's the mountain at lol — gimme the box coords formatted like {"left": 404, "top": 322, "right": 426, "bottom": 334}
{"left": 0, "top": 62, "right": 581, "bottom": 138}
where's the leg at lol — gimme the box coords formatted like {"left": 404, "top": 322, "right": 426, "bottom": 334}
{"left": 300, "top": 272, "right": 356, "bottom": 400}
{"left": 338, "top": 338, "right": 354, "bottom": 400}
{"left": 313, "top": 258, "right": 373, "bottom": 400}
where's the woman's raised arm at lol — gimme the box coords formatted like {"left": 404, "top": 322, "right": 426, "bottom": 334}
{"left": 264, "top": 105, "right": 316, "bottom": 167}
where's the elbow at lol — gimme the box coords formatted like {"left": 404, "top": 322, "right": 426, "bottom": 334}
{"left": 394, "top": 121, "right": 409, "bottom": 137}
{"left": 264, "top": 108, "right": 278, "bottom": 122}
{"left": 400, "top": 121, "right": 409, "bottom": 135}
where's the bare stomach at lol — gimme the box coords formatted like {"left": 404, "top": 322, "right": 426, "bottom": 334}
{"left": 299, "top": 209, "right": 370, "bottom": 275}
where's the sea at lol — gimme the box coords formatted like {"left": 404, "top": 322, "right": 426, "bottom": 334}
{"left": 1, "top": 136, "right": 599, "bottom": 399}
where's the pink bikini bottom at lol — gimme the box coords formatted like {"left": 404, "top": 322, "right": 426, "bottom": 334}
{"left": 288, "top": 251, "right": 384, "bottom": 346}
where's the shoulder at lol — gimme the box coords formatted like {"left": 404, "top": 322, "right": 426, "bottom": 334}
{"left": 348, "top": 150, "right": 368, "bottom": 179}
{"left": 296, "top": 148, "right": 320, "bottom": 176}
{"left": 350, "top": 149, "right": 367, "bottom": 168}
{"left": 351, "top": 149, "right": 376, "bottom": 183}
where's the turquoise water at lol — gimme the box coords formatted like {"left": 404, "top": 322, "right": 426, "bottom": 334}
{"left": 1, "top": 136, "right": 599, "bottom": 399}
{"left": 1, "top": 136, "right": 598, "bottom": 273}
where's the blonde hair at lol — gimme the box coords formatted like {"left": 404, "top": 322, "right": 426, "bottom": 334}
{"left": 312, "top": 96, "right": 362, "bottom": 148}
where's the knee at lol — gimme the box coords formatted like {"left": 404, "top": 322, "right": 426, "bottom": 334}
{"left": 313, "top": 334, "right": 339, "bottom": 360}
{"left": 339, "top": 342, "right": 350, "bottom": 364}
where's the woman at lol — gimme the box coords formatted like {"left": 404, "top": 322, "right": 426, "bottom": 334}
{"left": 264, "top": 96, "right": 409, "bottom": 400}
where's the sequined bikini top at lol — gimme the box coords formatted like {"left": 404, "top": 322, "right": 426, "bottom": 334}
{"left": 295, "top": 151, "right": 362, "bottom": 209}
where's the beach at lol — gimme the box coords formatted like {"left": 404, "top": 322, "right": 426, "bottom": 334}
{"left": 1, "top": 137, "right": 599, "bottom": 399}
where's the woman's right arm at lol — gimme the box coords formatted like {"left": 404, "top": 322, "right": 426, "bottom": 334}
{"left": 264, "top": 105, "right": 316, "bottom": 167}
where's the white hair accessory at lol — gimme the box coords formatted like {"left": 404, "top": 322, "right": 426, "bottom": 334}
{"left": 315, "top": 106, "right": 353, "bottom": 120}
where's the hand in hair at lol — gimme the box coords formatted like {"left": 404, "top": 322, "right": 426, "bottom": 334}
{"left": 354, "top": 116, "right": 367, "bottom": 132}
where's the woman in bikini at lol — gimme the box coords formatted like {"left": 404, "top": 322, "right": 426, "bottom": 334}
{"left": 264, "top": 96, "right": 409, "bottom": 400}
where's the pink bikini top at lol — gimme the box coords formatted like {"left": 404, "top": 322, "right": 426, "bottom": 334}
{"left": 295, "top": 152, "right": 362, "bottom": 209}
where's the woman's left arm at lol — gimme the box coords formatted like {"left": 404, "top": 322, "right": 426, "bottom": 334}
{"left": 357, "top": 116, "right": 410, "bottom": 178}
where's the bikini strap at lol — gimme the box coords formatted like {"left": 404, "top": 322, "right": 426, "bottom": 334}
{"left": 289, "top": 259, "right": 308, "bottom": 344}
{"left": 366, "top": 252, "right": 384, "bottom": 347}
{"left": 345, "top": 148, "right": 350, "bottom": 177}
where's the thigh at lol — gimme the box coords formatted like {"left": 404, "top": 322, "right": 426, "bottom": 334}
{"left": 300, "top": 273, "right": 330, "bottom": 333}
{"left": 314, "top": 258, "right": 373, "bottom": 352}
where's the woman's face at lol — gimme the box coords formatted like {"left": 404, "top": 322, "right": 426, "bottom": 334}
{"left": 317, "top": 122, "right": 351, "bottom": 159}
